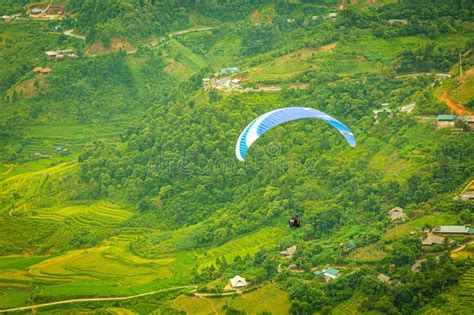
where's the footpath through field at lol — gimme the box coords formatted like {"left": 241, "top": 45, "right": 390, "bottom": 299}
{"left": 0, "top": 285, "right": 197, "bottom": 313}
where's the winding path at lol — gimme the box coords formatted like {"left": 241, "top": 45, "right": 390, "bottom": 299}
{"left": 0, "top": 285, "right": 197, "bottom": 313}
{"left": 64, "top": 29, "right": 86, "bottom": 41}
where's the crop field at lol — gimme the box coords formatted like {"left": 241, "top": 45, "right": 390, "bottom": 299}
{"left": 21, "top": 122, "right": 125, "bottom": 158}
{"left": 349, "top": 243, "right": 387, "bottom": 262}
{"left": 196, "top": 226, "right": 286, "bottom": 271}
{"left": 244, "top": 48, "right": 320, "bottom": 83}
{"left": 0, "top": 161, "right": 77, "bottom": 198}
{"left": 459, "top": 267, "right": 474, "bottom": 304}
{"left": 332, "top": 292, "right": 365, "bottom": 315}
{"left": 451, "top": 244, "right": 474, "bottom": 260}
{"left": 163, "top": 39, "right": 208, "bottom": 80}
{"left": 171, "top": 284, "right": 290, "bottom": 314}
{"left": 26, "top": 201, "right": 133, "bottom": 229}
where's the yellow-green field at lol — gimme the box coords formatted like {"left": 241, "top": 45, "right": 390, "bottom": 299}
{"left": 163, "top": 39, "right": 208, "bottom": 80}
{"left": 196, "top": 226, "right": 285, "bottom": 271}
{"left": 349, "top": 243, "right": 387, "bottom": 262}
{"left": 171, "top": 284, "right": 290, "bottom": 314}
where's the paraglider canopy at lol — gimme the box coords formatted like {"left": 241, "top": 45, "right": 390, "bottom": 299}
{"left": 235, "top": 107, "right": 356, "bottom": 161}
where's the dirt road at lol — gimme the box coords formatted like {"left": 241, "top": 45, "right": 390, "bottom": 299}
{"left": 439, "top": 91, "right": 472, "bottom": 116}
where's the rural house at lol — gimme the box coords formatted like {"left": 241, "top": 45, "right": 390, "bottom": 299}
{"left": 456, "top": 180, "right": 474, "bottom": 201}
{"left": 387, "top": 207, "right": 405, "bottom": 223}
{"left": 280, "top": 245, "right": 297, "bottom": 259}
{"left": 202, "top": 78, "right": 211, "bottom": 90}
{"left": 33, "top": 67, "right": 52, "bottom": 75}
{"left": 461, "top": 116, "right": 474, "bottom": 130}
{"left": 229, "top": 275, "right": 247, "bottom": 288}
{"left": 436, "top": 114, "right": 456, "bottom": 129}
{"left": 323, "top": 268, "right": 340, "bottom": 281}
{"left": 327, "top": 13, "right": 338, "bottom": 19}
{"left": 377, "top": 273, "right": 392, "bottom": 283}
{"left": 422, "top": 234, "right": 446, "bottom": 246}
{"left": 399, "top": 103, "right": 416, "bottom": 114}
{"left": 315, "top": 268, "right": 341, "bottom": 282}
{"left": 388, "top": 19, "right": 408, "bottom": 25}
{"left": 373, "top": 103, "right": 394, "bottom": 124}
{"left": 459, "top": 190, "right": 474, "bottom": 201}
{"left": 411, "top": 259, "right": 425, "bottom": 273}
{"left": 432, "top": 225, "right": 474, "bottom": 235}
{"left": 31, "top": 8, "right": 42, "bottom": 15}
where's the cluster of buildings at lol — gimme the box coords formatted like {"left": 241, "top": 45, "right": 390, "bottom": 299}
{"left": 45, "top": 49, "right": 77, "bottom": 60}
{"left": 422, "top": 226, "right": 473, "bottom": 246}
{"left": 203, "top": 67, "right": 242, "bottom": 91}
{"left": 373, "top": 102, "right": 474, "bottom": 131}
{"left": 435, "top": 114, "right": 474, "bottom": 130}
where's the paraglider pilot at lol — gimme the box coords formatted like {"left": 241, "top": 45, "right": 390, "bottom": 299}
{"left": 289, "top": 215, "right": 301, "bottom": 228}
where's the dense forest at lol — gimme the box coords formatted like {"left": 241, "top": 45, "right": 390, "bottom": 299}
{"left": 0, "top": 0, "right": 473, "bottom": 314}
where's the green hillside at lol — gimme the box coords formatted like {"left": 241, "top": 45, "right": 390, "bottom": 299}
{"left": 0, "top": 0, "right": 473, "bottom": 314}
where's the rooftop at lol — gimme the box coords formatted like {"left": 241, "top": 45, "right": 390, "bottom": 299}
{"left": 433, "top": 225, "right": 472, "bottom": 234}
{"left": 280, "top": 245, "right": 297, "bottom": 257}
{"left": 422, "top": 234, "right": 445, "bottom": 246}
{"left": 323, "top": 267, "right": 340, "bottom": 277}
{"left": 377, "top": 273, "right": 391, "bottom": 283}
{"left": 437, "top": 114, "right": 456, "bottom": 121}
{"left": 230, "top": 275, "right": 247, "bottom": 288}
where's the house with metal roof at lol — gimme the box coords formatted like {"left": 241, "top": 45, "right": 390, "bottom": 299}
{"left": 437, "top": 114, "right": 456, "bottom": 121}
{"left": 31, "top": 8, "right": 43, "bottom": 15}
{"left": 314, "top": 267, "right": 340, "bottom": 282}
{"left": 399, "top": 103, "right": 416, "bottom": 114}
{"left": 436, "top": 114, "right": 456, "bottom": 129}
{"left": 432, "top": 225, "right": 473, "bottom": 235}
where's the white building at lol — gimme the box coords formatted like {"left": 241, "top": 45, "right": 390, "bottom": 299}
{"left": 230, "top": 275, "right": 247, "bottom": 288}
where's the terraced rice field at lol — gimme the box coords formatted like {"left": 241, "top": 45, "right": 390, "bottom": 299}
{"left": 332, "top": 292, "right": 365, "bottom": 315}
{"left": 458, "top": 267, "right": 474, "bottom": 305}
{"left": 0, "top": 161, "right": 78, "bottom": 198}
{"left": 29, "top": 201, "right": 133, "bottom": 229}
{"left": 22, "top": 123, "right": 124, "bottom": 157}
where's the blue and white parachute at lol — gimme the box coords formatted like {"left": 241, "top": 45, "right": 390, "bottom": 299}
{"left": 235, "top": 107, "right": 356, "bottom": 161}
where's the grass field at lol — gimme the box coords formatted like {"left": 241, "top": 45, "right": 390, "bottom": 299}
{"left": 163, "top": 39, "right": 208, "bottom": 80}
{"left": 196, "top": 226, "right": 286, "bottom": 271}
{"left": 22, "top": 122, "right": 124, "bottom": 157}
{"left": 171, "top": 284, "right": 290, "bottom": 314}
{"left": 244, "top": 48, "right": 320, "bottom": 83}
{"left": 349, "top": 243, "right": 387, "bottom": 262}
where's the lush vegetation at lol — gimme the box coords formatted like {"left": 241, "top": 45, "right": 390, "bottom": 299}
{"left": 0, "top": 0, "right": 473, "bottom": 313}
